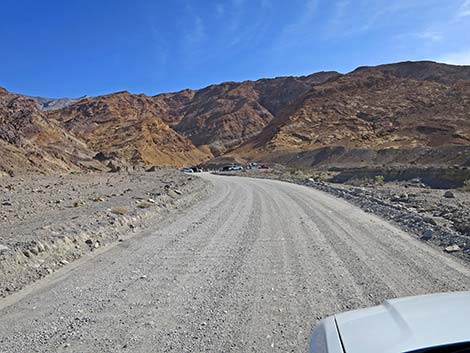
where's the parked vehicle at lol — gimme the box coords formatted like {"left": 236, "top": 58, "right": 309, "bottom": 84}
{"left": 221, "top": 165, "right": 243, "bottom": 171}
{"left": 259, "top": 164, "right": 269, "bottom": 169}
{"left": 309, "top": 291, "right": 470, "bottom": 353}
{"left": 191, "top": 167, "right": 202, "bottom": 172}
{"left": 246, "top": 162, "right": 258, "bottom": 169}
{"left": 181, "top": 168, "right": 193, "bottom": 173}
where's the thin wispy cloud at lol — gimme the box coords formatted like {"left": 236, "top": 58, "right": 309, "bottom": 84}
{"left": 275, "top": 0, "right": 317, "bottom": 50}
{"left": 329, "top": 0, "right": 351, "bottom": 27}
{"left": 184, "top": 16, "right": 205, "bottom": 45}
{"left": 181, "top": 2, "right": 206, "bottom": 47}
{"left": 457, "top": 0, "right": 470, "bottom": 18}
{"left": 324, "top": 0, "right": 442, "bottom": 37}
{"left": 227, "top": 0, "right": 246, "bottom": 32}
{"left": 416, "top": 31, "right": 444, "bottom": 42}
{"left": 180, "top": 1, "right": 207, "bottom": 48}
{"left": 215, "top": 3, "right": 225, "bottom": 18}
{"left": 395, "top": 30, "right": 445, "bottom": 44}
{"left": 213, "top": 0, "right": 270, "bottom": 49}
{"left": 148, "top": 23, "right": 170, "bottom": 66}
{"left": 227, "top": 11, "right": 270, "bottom": 48}
{"left": 397, "top": 30, "right": 444, "bottom": 43}
{"left": 178, "top": 4, "right": 208, "bottom": 69}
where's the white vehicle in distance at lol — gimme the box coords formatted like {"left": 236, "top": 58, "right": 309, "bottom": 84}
{"left": 221, "top": 165, "right": 243, "bottom": 171}
{"left": 309, "top": 292, "right": 470, "bottom": 353}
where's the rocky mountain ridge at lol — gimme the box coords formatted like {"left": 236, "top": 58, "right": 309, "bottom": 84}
{"left": 230, "top": 61, "right": 470, "bottom": 167}
{"left": 1, "top": 61, "right": 470, "bottom": 175}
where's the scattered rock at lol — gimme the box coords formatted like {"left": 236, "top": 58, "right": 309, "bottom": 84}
{"left": 107, "top": 161, "right": 121, "bottom": 173}
{"left": 444, "top": 191, "right": 455, "bottom": 199}
{"left": 111, "top": 207, "right": 128, "bottom": 215}
{"left": 0, "top": 244, "right": 9, "bottom": 254}
{"left": 137, "top": 202, "right": 153, "bottom": 209}
{"left": 444, "top": 244, "right": 461, "bottom": 253}
{"left": 174, "top": 189, "right": 183, "bottom": 195}
{"left": 423, "top": 217, "right": 437, "bottom": 226}
{"left": 455, "top": 223, "right": 470, "bottom": 236}
{"left": 2, "top": 201, "right": 12, "bottom": 206}
{"left": 23, "top": 250, "right": 32, "bottom": 258}
{"left": 60, "top": 259, "right": 69, "bottom": 265}
{"left": 72, "top": 200, "right": 85, "bottom": 208}
{"left": 399, "top": 193, "right": 409, "bottom": 202}
{"left": 167, "top": 190, "right": 179, "bottom": 199}
{"left": 421, "top": 229, "right": 434, "bottom": 241}
{"left": 36, "top": 241, "right": 46, "bottom": 253}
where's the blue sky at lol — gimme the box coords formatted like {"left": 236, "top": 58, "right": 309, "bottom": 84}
{"left": 1, "top": 0, "right": 469, "bottom": 98}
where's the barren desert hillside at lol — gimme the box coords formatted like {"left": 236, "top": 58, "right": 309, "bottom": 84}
{"left": 1, "top": 61, "right": 470, "bottom": 174}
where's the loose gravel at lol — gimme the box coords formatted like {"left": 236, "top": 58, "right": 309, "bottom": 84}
{"left": 1, "top": 174, "right": 470, "bottom": 353}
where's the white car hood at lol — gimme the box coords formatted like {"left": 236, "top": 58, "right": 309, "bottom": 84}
{"left": 335, "top": 291, "right": 470, "bottom": 353}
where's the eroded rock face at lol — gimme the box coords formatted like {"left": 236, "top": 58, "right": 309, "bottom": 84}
{"left": 47, "top": 91, "right": 211, "bottom": 167}
{"left": 232, "top": 62, "right": 470, "bottom": 165}
{"left": 165, "top": 72, "right": 340, "bottom": 155}
{"left": 0, "top": 89, "right": 104, "bottom": 175}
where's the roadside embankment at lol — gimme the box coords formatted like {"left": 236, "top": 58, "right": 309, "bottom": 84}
{"left": 0, "top": 169, "right": 209, "bottom": 297}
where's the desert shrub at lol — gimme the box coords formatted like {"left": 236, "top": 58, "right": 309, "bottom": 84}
{"left": 349, "top": 177, "right": 372, "bottom": 186}
{"left": 463, "top": 179, "right": 470, "bottom": 192}
{"left": 374, "top": 175, "right": 385, "bottom": 185}
{"left": 288, "top": 168, "right": 305, "bottom": 178}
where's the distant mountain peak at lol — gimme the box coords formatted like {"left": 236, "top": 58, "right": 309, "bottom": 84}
{"left": 29, "top": 95, "right": 88, "bottom": 111}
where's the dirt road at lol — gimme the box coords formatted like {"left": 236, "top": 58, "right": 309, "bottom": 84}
{"left": 2, "top": 173, "right": 470, "bottom": 353}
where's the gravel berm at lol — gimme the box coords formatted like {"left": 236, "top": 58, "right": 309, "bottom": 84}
{"left": 1, "top": 173, "right": 470, "bottom": 352}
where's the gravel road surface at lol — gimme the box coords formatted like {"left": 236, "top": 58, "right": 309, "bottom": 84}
{"left": 2, "top": 173, "right": 470, "bottom": 353}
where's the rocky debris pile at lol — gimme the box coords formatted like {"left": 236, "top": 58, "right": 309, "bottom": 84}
{"left": 301, "top": 179, "right": 470, "bottom": 258}
{"left": 0, "top": 169, "right": 209, "bottom": 297}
